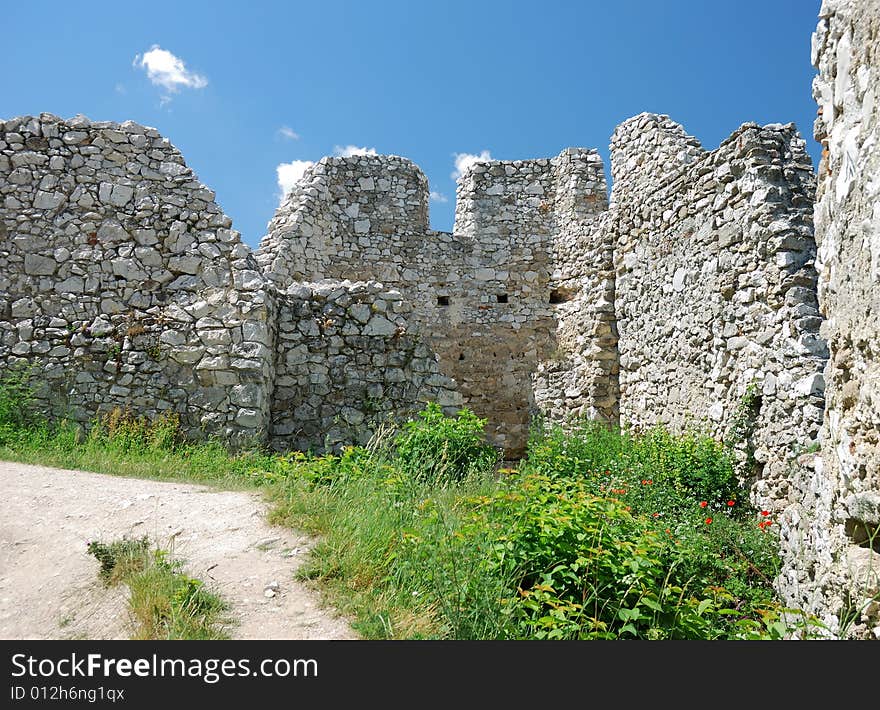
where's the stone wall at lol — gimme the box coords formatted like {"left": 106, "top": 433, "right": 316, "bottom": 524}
{"left": 0, "top": 113, "right": 275, "bottom": 444}
{"left": 257, "top": 155, "right": 429, "bottom": 288}
{"left": 612, "top": 113, "right": 825, "bottom": 508}
{"left": 527, "top": 153, "right": 617, "bottom": 428}
{"left": 270, "top": 279, "right": 461, "bottom": 452}
{"left": 0, "top": 118, "right": 469, "bottom": 454}
{"left": 3, "top": 112, "right": 826, "bottom": 468}
{"left": 780, "top": 0, "right": 880, "bottom": 637}
{"left": 257, "top": 149, "right": 615, "bottom": 455}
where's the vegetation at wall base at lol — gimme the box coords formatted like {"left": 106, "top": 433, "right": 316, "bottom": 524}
{"left": 0, "top": 368, "right": 819, "bottom": 639}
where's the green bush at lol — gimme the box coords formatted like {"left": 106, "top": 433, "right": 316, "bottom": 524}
{"left": 425, "top": 472, "right": 729, "bottom": 639}
{"left": 87, "top": 536, "right": 151, "bottom": 583}
{"left": 635, "top": 427, "right": 739, "bottom": 505}
{"left": 394, "top": 403, "right": 499, "bottom": 483}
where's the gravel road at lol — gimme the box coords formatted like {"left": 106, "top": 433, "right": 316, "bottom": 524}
{"left": 0, "top": 460, "right": 357, "bottom": 640}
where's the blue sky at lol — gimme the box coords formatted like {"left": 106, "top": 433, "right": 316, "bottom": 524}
{"left": 3, "top": 0, "right": 822, "bottom": 246}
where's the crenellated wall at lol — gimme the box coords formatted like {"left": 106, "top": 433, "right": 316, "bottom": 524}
{"left": 0, "top": 117, "right": 463, "bottom": 453}
{"left": 257, "top": 148, "right": 615, "bottom": 455}
{"left": 2, "top": 112, "right": 825, "bottom": 466}
{"left": 257, "top": 155, "right": 429, "bottom": 288}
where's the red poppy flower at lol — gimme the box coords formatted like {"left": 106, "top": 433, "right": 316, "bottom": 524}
{"left": 761, "top": 510, "right": 770, "bottom": 516}
{"left": 652, "top": 512, "right": 660, "bottom": 518}
{"left": 647, "top": 480, "right": 653, "bottom": 485}
{"left": 641, "top": 480, "right": 647, "bottom": 485}
{"left": 727, "top": 500, "right": 735, "bottom": 507}
{"left": 699, "top": 501, "right": 708, "bottom": 508}
{"left": 705, "top": 518, "right": 712, "bottom": 525}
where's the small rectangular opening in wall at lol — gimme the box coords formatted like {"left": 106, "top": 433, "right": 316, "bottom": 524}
{"left": 437, "top": 295, "right": 450, "bottom": 306}
{"left": 549, "top": 287, "right": 575, "bottom": 304}
{"left": 496, "top": 293, "right": 509, "bottom": 304}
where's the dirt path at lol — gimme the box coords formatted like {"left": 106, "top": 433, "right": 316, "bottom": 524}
{"left": 0, "top": 460, "right": 357, "bottom": 640}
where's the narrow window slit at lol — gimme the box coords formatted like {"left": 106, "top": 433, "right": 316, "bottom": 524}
{"left": 550, "top": 287, "right": 576, "bottom": 304}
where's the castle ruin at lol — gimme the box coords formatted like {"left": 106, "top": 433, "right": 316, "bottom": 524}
{"left": 0, "top": 0, "right": 877, "bottom": 635}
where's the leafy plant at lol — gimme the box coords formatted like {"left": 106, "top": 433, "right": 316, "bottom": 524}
{"left": 394, "top": 403, "right": 499, "bottom": 483}
{"left": 87, "top": 536, "right": 151, "bottom": 583}
{"left": 87, "top": 408, "right": 182, "bottom": 452}
{"left": 725, "top": 382, "right": 762, "bottom": 480}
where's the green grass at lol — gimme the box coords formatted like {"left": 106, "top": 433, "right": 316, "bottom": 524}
{"left": 266, "top": 420, "right": 817, "bottom": 639}
{"left": 266, "top": 447, "right": 499, "bottom": 638}
{"left": 0, "top": 366, "right": 821, "bottom": 639}
{"left": 0, "top": 412, "right": 288, "bottom": 491}
{"left": 87, "top": 536, "right": 230, "bottom": 640}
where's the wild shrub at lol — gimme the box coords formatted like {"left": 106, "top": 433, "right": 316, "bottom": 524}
{"left": 633, "top": 426, "right": 739, "bottom": 505}
{"left": 524, "top": 419, "right": 740, "bottom": 509}
{"left": 394, "top": 403, "right": 499, "bottom": 483}
{"left": 87, "top": 536, "right": 151, "bottom": 583}
{"left": 431, "top": 472, "right": 723, "bottom": 639}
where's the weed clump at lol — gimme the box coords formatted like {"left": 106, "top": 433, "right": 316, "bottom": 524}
{"left": 394, "top": 402, "right": 498, "bottom": 484}
{"left": 87, "top": 536, "right": 228, "bottom": 640}
{"left": 0, "top": 365, "right": 46, "bottom": 444}
{"left": 87, "top": 408, "right": 182, "bottom": 452}
{"left": 87, "top": 536, "right": 150, "bottom": 583}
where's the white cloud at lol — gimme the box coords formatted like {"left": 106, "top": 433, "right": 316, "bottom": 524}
{"left": 133, "top": 45, "right": 208, "bottom": 95}
{"left": 276, "top": 159, "right": 315, "bottom": 199}
{"left": 430, "top": 191, "right": 449, "bottom": 203}
{"left": 451, "top": 150, "right": 492, "bottom": 180}
{"left": 333, "top": 145, "right": 378, "bottom": 158}
{"left": 278, "top": 126, "right": 300, "bottom": 141}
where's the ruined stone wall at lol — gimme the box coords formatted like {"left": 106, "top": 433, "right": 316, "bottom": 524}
{"left": 0, "top": 113, "right": 275, "bottom": 443}
{"left": 257, "top": 150, "right": 614, "bottom": 455}
{"left": 270, "top": 279, "right": 461, "bottom": 452}
{"left": 451, "top": 149, "right": 617, "bottom": 448}
{"left": 781, "top": 0, "right": 880, "bottom": 637}
{"left": 0, "top": 118, "right": 470, "bottom": 454}
{"left": 527, "top": 152, "right": 617, "bottom": 426}
{"left": 257, "top": 155, "right": 429, "bottom": 288}
{"left": 612, "top": 113, "right": 825, "bottom": 507}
